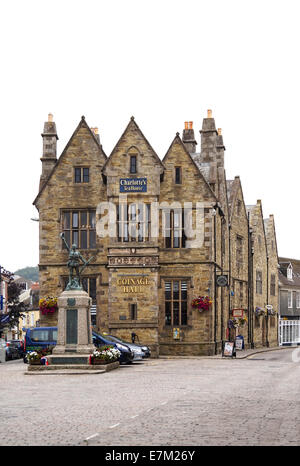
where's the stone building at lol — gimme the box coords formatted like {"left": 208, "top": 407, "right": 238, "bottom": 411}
{"left": 278, "top": 257, "right": 300, "bottom": 320}
{"left": 247, "top": 202, "right": 278, "bottom": 347}
{"left": 33, "top": 112, "right": 279, "bottom": 355}
{"left": 227, "top": 176, "right": 249, "bottom": 345}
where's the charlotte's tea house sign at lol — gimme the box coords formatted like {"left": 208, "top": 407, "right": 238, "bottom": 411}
{"left": 119, "top": 178, "right": 147, "bottom": 192}
{"left": 117, "top": 276, "right": 150, "bottom": 293}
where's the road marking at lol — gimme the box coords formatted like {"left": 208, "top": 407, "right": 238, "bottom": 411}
{"left": 130, "top": 414, "right": 139, "bottom": 419}
{"left": 109, "top": 423, "right": 120, "bottom": 429}
{"left": 85, "top": 433, "right": 99, "bottom": 441}
{"left": 160, "top": 401, "right": 167, "bottom": 405}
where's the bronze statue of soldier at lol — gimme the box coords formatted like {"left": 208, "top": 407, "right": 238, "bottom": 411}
{"left": 60, "top": 233, "right": 94, "bottom": 290}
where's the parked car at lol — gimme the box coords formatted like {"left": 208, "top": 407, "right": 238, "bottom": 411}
{"left": 92, "top": 331, "right": 134, "bottom": 365}
{"left": 10, "top": 340, "right": 24, "bottom": 359}
{"left": 23, "top": 327, "right": 57, "bottom": 362}
{"left": 4, "top": 340, "right": 21, "bottom": 361}
{"left": 104, "top": 334, "right": 150, "bottom": 361}
{"left": 23, "top": 326, "right": 134, "bottom": 365}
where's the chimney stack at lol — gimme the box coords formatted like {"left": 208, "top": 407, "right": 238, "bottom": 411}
{"left": 39, "top": 113, "right": 58, "bottom": 190}
{"left": 182, "top": 121, "right": 197, "bottom": 153}
{"left": 91, "top": 126, "right": 100, "bottom": 144}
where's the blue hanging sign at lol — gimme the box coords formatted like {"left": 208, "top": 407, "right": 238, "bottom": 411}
{"left": 0, "top": 295, "right": 3, "bottom": 311}
{"left": 120, "top": 178, "right": 147, "bottom": 192}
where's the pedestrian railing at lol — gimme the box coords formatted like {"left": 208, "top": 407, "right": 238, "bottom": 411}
{"left": 279, "top": 319, "right": 300, "bottom": 345}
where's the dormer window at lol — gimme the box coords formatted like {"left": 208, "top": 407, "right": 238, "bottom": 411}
{"left": 130, "top": 155, "right": 137, "bottom": 174}
{"left": 287, "top": 265, "right": 293, "bottom": 280}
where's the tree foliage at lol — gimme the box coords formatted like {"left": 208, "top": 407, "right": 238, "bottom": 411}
{"left": 4, "top": 278, "right": 29, "bottom": 329}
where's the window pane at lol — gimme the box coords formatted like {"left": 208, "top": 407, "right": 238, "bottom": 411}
{"left": 181, "top": 301, "right": 187, "bottom": 325}
{"left": 81, "top": 230, "right": 87, "bottom": 249}
{"left": 173, "top": 281, "right": 179, "bottom": 300}
{"left": 174, "top": 211, "right": 181, "bottom": 228}
{"left": 165, "top": 282, "right": 171, "bottom": 300}
{"left": 63, "top": 212, "right": 70, "bottom": 229}
{"left": 129, "top": 204, "right": 136, "bottom": 221}
{"left": 63, "top": 231, "right": 70, "bottom": 249}
{"left": 130, "top": 155, "right": 137, "bottom": 173}
{"left": 89, "top": 230, "right": 96, "bottom": 249}
{"left": 83, "top": 168, "right": 89, "bottom": 182}
{"left": 82, "top": 278, "right": 88, "bottom": 292}
{"left": 165, "top": 235, "right": 172, "bottom": 248}
{"left": 164, "top": 210, "right": 171, "bottom": 229}
{"left": 145, "top": 204, "right": 150, "bottom": 222}
{"left": 75, "top": 168, "right": 81, "bottom": 183}
{"left": 89, "top": 211, "right": 96, "bottom": 229}
{"left": 181, "top": 281, "right": 187, "bottom": 300}
{"left": 173, "top": 302, "right": 179, "bottom": 325}
{"left": 72, "top": 231, "right": 79, "bottom": 247}
{"left": 123, "top": 223, "right": 129, "bottom": 242}
{"left": 173, "top": 231, "right": 180, "bottom": 248}
{"left": 73, "top": 212, "right": 79, "bottom": 228}
{"left": 31, "top": 330, "right": 50, "bottom": 342}
{"left": 90, "top": 278, "right": 96, "bottom": 301}
{"left": 80, "top": 212, "right": 87, "bottom": 228}
{"left": 175, "top": 167, "right": 181, "bottom": 184}
{"left": 165, "top": 302, "right": 171, "bottom": 325}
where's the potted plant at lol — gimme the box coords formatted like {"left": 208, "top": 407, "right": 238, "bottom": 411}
{"left": 39, "top": 296, "right": 58, "bottom": 315}
{"left": 191, "top": 296, "right": 212, "bottom": 312}
{"left": 89, "top": 345, "right": 121, "bottom": 365}
{"left": 27, "top": 347, "right": 53, "bottom": 365}
{"left": 27, "top": 351, "right": 42, "bottom": 365}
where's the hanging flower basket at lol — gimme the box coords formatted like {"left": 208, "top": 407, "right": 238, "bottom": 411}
{"left": 39, "top": 296, "right": 58, "bottom": 315}
{"left": 254, "top": 307, "right": 266, "bottom": 316}
{"left": 228, "top": 317, "right": 248, "bottom": 329}
{"left": 191, "top": 296, "right": 212, "bottom": 312}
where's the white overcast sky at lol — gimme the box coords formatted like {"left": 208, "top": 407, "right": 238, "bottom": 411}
{"left": 0, "top": 0, "right": 299, "bottom": 272}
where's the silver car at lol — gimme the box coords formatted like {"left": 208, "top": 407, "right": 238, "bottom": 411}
{"left": 105, "top": 335, "right": 145, "bottom": 361}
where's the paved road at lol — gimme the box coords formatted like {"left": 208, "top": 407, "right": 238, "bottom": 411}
{"left": 0, "top": 348, "right": 299, "bottom": 446}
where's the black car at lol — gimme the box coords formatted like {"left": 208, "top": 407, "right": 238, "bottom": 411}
{"left": 12, "top": 340, "right": 24, "bottom": 358}
{"left": 5, "top": 340, "right": 22, "bottom": 360}
{"left": 92, "top": 331, "right": 134, "bottom": 364}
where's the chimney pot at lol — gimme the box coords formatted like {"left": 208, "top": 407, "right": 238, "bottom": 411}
{"left": 189, "top": 121, "right": 193, "bottom": 129}
{"left": 218, "top": 128, "right": 222, "bottom": 135}
{"left": 48, "top": 113, "right": 53, "bottom": 122}
{"left": 184, "top": 122, "right": 189, "bottom": 130}
{"left": 94, "top": 127, "right": 99, "bottom": 134}
{"left": 207, "top": 109, "right": 212, "bottom": 118}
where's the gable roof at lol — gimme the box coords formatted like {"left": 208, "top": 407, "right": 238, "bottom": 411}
{"left": 226, "top": 176, "right": 247, "bottom": 223}
{"left": 264, "top": 215, "right": 279, "bottom": 259}
{"left": 33, "top": 116, "right": 107, "bottom": 206}
{"left": 102, "top": 116, "right": 165, "bottom": 174}
{"left": 163, "top": 133, "right": 218, "bottom": 201}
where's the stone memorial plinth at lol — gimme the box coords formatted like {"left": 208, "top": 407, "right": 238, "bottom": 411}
{"left": 47, "top": 288, "right": 95, "bottom": 366}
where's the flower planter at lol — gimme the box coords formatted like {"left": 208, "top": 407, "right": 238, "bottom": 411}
{"left": 92, "top": 360, "right": 109, "bottom": 365}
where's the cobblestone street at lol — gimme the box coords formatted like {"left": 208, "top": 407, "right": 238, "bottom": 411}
{"left": 0, "top": 348, "right": 299, "bottom": 446}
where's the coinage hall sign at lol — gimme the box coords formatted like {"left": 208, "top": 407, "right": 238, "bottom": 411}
{"left": 120, "top": 178, "right": 147, "bottom": 192}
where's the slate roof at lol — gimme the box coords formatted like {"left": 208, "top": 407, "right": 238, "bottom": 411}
{"left": 278, "top": 256, "right": 300, "bottom": 287}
